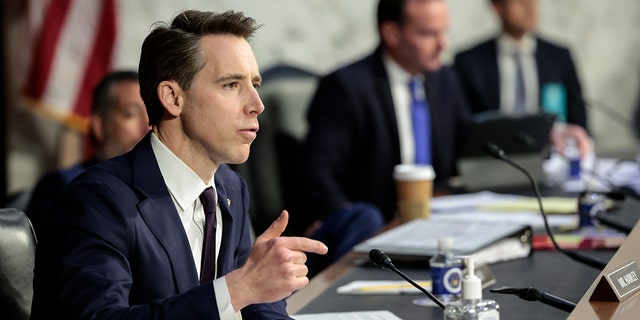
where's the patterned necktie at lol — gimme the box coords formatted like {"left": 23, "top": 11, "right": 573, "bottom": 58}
{"left": 409, "top": 77, "right": 432, "bottom": 165}
{"left": 514, "top": 51, "right": 527, "bottom": 114}
{"left": 199, "top": 186, "right": 217, "bottom": 284}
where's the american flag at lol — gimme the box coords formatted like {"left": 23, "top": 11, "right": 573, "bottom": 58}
{"left": 21, "top": 0, "right": 117, "bottom": 133}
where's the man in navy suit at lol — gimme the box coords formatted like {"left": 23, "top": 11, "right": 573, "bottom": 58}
{"left": 454, "top": 0, "right": 591, "bottom": 157}
{"left": 26, "top": 71, "right": 150, "bottom": 230}
{"left": 297, "top": 0, "right": 472, "bottom": 277}
{"left": 31, "top": 10, "right": 327, "bottom": 320}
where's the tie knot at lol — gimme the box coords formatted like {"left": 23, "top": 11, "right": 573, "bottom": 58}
{"left": 408, "top": 77, "right": 420, "bottom": 91}
{"left": 199, "top": 187, "right": 216, "bottom": 215}
{"left": 408, "top": 77, "right": 426, "bottom": 102}
{"left": 513, "top": 50, "right": 523, "bottom": 59}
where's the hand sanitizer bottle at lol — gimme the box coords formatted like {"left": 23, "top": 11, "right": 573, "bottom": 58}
{"left": 444, "top": 256, "right": 500, "bottom": 320}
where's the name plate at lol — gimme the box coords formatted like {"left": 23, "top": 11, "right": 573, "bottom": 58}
{"left": 591, "top": 261, "right": 640, "bottom": 302}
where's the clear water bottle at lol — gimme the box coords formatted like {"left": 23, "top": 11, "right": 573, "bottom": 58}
{"left": 429, "top": 237, "right": 462, "bottom": 302}
{"left": 565, "top": 137, "right": 581, "bottom": 180}
{"left": 578, "top": 190, "right": 606, "bottom": 228}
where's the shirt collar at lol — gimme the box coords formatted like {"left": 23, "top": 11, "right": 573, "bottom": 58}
{"left": 497, "top": 33, "right": 536, "bottom": 56}
{"left": 382, "top": 52, "right": 414, "bottom": 86}
{"left": 150, "top": 132, "right": 214, "bottom": 211}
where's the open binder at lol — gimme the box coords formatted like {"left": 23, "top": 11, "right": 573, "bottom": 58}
{"left": 353, "top": 218, "right": 532, "bottom": 266}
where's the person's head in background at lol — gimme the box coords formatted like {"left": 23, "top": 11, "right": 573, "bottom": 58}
{"left": 377, "top": 0, "right": 449, "bottom": 75}
{"left": 491, "top": 0, "right": 538, "bottom": 41}
{"left": 89, "top": 70, "right": 150, "bottom": 160}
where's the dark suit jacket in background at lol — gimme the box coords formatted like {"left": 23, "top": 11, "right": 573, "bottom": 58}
{"left": 30, "top": 134, "right": 289, "bottom": 320}
{"left": 297, "top": 49, "right": 471, "bottom": 230}
{"left": 453, "top": 37, "right": 588, "bottom": 130}
{"left": 25, "top": 157, "right": 100, "bottom": 230}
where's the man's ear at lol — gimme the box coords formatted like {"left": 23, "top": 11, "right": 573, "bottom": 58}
{"left": 380, "top": 21, "right": 400, "bottom": 49}
{"left": 157, "top": 80, "right": 183, "bottom": 117}
{"left": 89, "top": 114, "right": 105, "bottom": 144}
{"left": 490, "top": 1, "right": 504, "bottom": 18}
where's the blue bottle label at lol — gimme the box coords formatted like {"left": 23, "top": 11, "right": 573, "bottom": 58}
{"left": 431, "top": 265, "right": 462, "bottom": 295}
{"left": 569, "top": 159, "right": 581, "bottom": 179}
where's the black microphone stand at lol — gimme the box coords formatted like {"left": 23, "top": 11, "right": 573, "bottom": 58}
{"left": 483, "top": 142, "right": 608, "bottom": 270}
{"left": 369, "top": 249, "right": 446, "bottom": 310}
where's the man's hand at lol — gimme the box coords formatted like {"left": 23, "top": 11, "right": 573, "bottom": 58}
{"left": 550, "top": 123, "right": 592, "bottom": 158}
{"left": 226, "top": 210, "right": 328, "bottom": 311}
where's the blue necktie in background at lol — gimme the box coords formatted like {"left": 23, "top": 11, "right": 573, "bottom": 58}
{"left": 409, "top": 77, "right": 431, "bottom": 165}
{"left": 513, "top": 51, "right": 527, "bottom": 114}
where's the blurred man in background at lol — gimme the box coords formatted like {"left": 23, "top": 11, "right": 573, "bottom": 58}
{"left": 26, "top": 70, "right": 150, "bottom": 228}
{"left": 454, "top": 0, "right": 591, "bottom": 157}
{"left": 298, "top": 0, "right": 472, "bottom": 277}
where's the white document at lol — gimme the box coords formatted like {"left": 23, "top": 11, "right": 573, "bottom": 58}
{"left": 336, "top": 280, "right": 432, "bottom": 295}
{"left": 430, "top": 191, "right": 523, "bottom": 212}
{"left": 431, "top": 210, "right": 577, "bottom": 229}
{"left": 353, "top": 217, "right": 531, "bottom": 266}
{"left": 293, "top": 310, "right": 402, "bottom": 320}
{"left": 429, "top": 191, "right": 579, "bottom": 229}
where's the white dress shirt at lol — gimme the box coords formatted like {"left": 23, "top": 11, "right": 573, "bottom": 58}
{"left": 497, "top": 33, "right": 539, "bottom": 114}
{"left": 151, "top": 132, "right": 241, "bottom": 319}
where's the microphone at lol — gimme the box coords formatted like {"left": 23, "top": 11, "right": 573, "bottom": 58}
{"left": 369, "top": 249, "right": 446, "bottom": 310}
{"left": 482, "top": 141, "right": 507, "bottom": 161}
{"left": 511, "top": 130, "right": 554, "bottom": 161}
{"left": 483, "top": 142, "right": 608, "bottom": 270}
{"left": 490, "top": 287, "right": 576, "bottom": 313}
{"left": 512, "top": 131, "right": 548, "bottom": 152}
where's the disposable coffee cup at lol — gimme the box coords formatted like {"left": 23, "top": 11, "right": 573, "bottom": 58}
{"left": 393, "top": 164, "right": 436, "bottom": 223}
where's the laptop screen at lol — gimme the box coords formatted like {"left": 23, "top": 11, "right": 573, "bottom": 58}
{"left": 460, "top": 112, "right": 556, "bottom": 158}
{"left": 456, "top": 112, "right": 556, "bottom": 191}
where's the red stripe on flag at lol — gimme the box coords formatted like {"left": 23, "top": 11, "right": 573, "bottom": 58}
{"left": 70, "top": 0, "right": 117, "bottom": 119}
{"left": 23, "top": 0, "right": 73, "bottom": 99}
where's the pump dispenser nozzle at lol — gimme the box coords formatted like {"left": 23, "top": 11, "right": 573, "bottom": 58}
{"left": 444, "top": 256, "right": 501, "bottom": 319}
{"left": 462, "top": 256, "right": 482, "bottom": 300}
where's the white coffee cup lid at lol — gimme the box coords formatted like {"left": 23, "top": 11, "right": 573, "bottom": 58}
{"left": 393, "top": 164, "right": 435, "bottom": 181}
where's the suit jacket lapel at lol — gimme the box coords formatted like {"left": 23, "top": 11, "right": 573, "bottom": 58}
{"left": 214, "top": 174, "right": 235, "bottom": 275}
{"left": 424, "top": 72, "right": 441, "bottom": 169}
{"left": 371, "top": 51, "right": 401, "bottom": 157}
{"left": 486, "top": 39, "right": 501, "bottom": 111}
{"left": 534, "top": 38, "right": 549, "bottom": 88}
{"left": 131, "top": 135, "right": 199, "bottom": 292}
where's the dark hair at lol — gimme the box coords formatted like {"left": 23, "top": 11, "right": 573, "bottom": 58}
{"left": 377, "top": 0, "right": 407, "bottom": 29}
{"left": 138, "top": 10, "right": 260, "bottom": 126}
{"left": 92, "top": 70, "right": 139, "bottom": 117}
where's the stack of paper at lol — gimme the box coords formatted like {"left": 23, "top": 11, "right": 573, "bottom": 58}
{"left": 353, "top": 217, "right": 532, "bottom": 266}
{"left": 430, "top": 191, "right": 579, "bottom": 229}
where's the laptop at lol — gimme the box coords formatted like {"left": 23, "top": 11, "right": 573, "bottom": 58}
{"left": 457, "top": 112, "right": 556, "bottom": 191}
